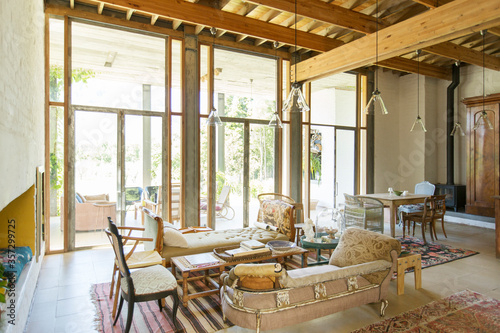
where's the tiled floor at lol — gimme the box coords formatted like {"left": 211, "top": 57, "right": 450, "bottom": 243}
{"left": 25, "top": 215, "right": 499, "bottom": 333}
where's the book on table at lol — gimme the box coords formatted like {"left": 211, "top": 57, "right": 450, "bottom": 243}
{"left": 224, "top": 247, "right": 271, "bottom": 257}
{"left": 184, "top": 253, "right": 221, "bottom": 267}
{"left": 240, "top": 239, "right": 266, "bottom": 250}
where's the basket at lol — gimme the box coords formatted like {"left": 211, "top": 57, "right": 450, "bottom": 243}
{"left": 213, "top": 245, "right": 272, "bottom": 262}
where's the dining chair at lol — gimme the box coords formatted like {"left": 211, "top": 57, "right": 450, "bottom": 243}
{"left": 107, "top": 217, "right": 164, "bottom": 319}
{"left": 431, "top": 194, "right": 447, "bottom": 239}
{"left": 106, "top": 219, "right": 180, "bottom": 333}
{"left": 398, "top": 181, "right": 435, "bottom": 224}
{"left": 402, "top": 196, "right": 435, "bottom": 243}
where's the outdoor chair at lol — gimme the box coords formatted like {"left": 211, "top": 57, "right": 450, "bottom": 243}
{"left": 106, "top": 217, "right": 164, "bottom": 319}
{"left": 398, "top": 181, "right": 435, "bottom": 224}
{"left": 200, "top": 185, "right": 235, "bottom": 220}
{"left": 106, "top": 219, "right": 179, "bottom": 333}
{"left": 402, "top": 196, "right": 435, "bottom": 243}
{"left": 125, "top": 186, "right": 143, "bottom": 218}
{"left": 344, "top": 193, "right": 384, "bottom": 233}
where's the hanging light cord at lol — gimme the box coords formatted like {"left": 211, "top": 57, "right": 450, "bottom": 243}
{"left": 482, "top": 30, "right": 485, "bottom": 111}
{"left": 417, "top": 50, "right": 420, "bottom": 117}
{"left": 294, "top": 0, "right": 297, "bottom": 84}
{"left": 375, "top": 0, "right": 379, "bottom": 91}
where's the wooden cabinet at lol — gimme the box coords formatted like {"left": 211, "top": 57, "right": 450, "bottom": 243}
{"left": 463, "top": 93, "right": 500, "bottom": 217}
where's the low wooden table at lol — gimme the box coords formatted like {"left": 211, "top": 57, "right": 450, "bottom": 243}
{"left": 397, "top": 253, "right": 422, "bottom": 295}
{"left": 300, "top": 233, "right": 339, "bottom": 266}
{"left": 171, "top": 247, "right": 308, "bottom": 306}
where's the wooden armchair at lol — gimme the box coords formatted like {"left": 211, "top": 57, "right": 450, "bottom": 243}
{"left": 106, "top": 217, "right": 164, "bottom": 319}
{"left": 402, "top": 196, "right": 435, "bottom": 243}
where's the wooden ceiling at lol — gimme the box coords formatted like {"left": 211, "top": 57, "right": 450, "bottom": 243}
{"left": 49, "top": 0, "right": 500, "bottom": 82}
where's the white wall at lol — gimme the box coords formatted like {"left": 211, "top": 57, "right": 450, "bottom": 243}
{"left": 374, "top": 65, "right": 500, "bottom": 193}
{"left": 0, "top": 0, "right": 45, "bottom": 211}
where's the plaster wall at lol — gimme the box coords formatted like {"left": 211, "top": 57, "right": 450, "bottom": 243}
{"left": 374, "top": 65, "right": 500, "bottom": 195}
{"left": 0, "top": 0, "right": 45, "bottom": 211}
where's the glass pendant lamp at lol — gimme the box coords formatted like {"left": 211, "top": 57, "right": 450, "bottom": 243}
{"left": 364, "top": 0, "right": 388, "bottom": 115}
{"left": 473, "top": 30, "right": 494, "bottom": 131}
{"left": 269, "top": 41, "right": 284, "bottom": 128}
{"left": 206, "top": 27, "right": 223, "bottom": 127}
{"left": 451, "top": 62, "right": 465, "bottom": 136}
{"left": 282, "top": 0, "right": 310, "bottom": 113}
{"left": 411, "top": 50, "right": 427, "bottom": 132}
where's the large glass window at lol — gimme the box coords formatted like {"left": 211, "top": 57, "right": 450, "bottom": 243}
{"left": 309, "top": 73, "right": 359, "bottom": 219}
{"left": 71, "top": 22, "right": 165, "bottom": 111}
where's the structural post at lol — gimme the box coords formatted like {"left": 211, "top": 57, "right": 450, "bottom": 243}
{"left": 289, "top": 51, "right": 302, "bottom": 221}
{"left": 366, "top": 70, "right": 375, "bottom": 194}
{"left": 183, "top": 28, "right": 200, "bottom": 227}
{"left": 142, "top": 84, "right": 152, "bottom": 189}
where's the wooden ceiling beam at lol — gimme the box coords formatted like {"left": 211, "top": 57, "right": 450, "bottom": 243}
{"left": 97, "top": 2, "right": 104, "bottom": 14}
{"left": 424, "top": 42, "right": 500, "bottom": 71}
{"left": 294, "top": 0, "right": 500, "bottom": 82}
{"left": 172, "top": 20, "right": 182, "bottom": 30}
{"left": 412, "top": 0, "right": 454, "bottom": 9}
{"left": 126, "top": 8, "right": 134, "bottom": 20}
{"left": 245, "top": 0, "right": 382, "bottom": 34}
{"left": 489, "top": 27, "right": 500, "bottom": 37}
{"left": 96, "top": 0, "right": 343, "bottom": 52}
{"left": 151, "top": 14, "right": 159, "bottom": 25}
{"left": 377, "top": 57, "right": 452, "bottom": 81}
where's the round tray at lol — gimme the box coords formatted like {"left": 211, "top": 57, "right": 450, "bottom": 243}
{"left": 213, "top": 245, "right": 272, "bottom": 262}
{"left": 267, "top": 240, "right": 296, "bottom": 251}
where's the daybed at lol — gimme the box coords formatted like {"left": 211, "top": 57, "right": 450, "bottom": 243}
{"left": 142, "top": 196, "right": 299, "bottom": 264}
{"left": 220, "top": 228, "right": 401, "bottom": 332}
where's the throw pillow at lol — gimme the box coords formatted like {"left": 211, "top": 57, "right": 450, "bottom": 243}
{"left": 163, "top": 227, "right": 188, "bottom": 248}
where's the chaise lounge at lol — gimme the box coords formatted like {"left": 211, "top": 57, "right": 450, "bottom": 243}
{"left": 220, "top": 228, "right": 401, "bottom": 332}
{"left": 142, "top": 195, "right": 300, "bottom": 264}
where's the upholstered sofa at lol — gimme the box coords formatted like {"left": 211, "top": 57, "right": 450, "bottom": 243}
{"left": 142, "top": 197, "right": 299, "bottom": 264}
{"left": 220, "top": 228, "right": 401, "bottom": 332}
{"left": 62, "top": 193, "right": 116, "bottom": 231}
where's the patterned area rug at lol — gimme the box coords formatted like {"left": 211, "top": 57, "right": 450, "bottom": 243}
{"left": 352, "top": 290, "right": 500, "bottom": 332}
{"left": 91, "top": 281, "right": 232, "bottom": 333}
{"left": 397, "top": 236, "right": 479, "bottom": 270}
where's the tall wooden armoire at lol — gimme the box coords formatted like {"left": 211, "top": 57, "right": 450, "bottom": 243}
{"left": 462, "top": 93, "right": 500, "bottom": 217}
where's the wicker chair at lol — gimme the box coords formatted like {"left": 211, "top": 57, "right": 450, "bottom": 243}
{"left": 344, "top": 193, "right": 384, "bottom": 233}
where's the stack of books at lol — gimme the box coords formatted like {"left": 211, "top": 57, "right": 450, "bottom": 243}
{"left": 224, "top": 240, "right": 270, "bottom": 257}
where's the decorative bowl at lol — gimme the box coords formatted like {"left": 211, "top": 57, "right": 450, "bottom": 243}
{"left": 267, "top": 240, "right": 296, "bottom": 251}
{"left": 393, "top": 190, "right": 403, "bottom": 196}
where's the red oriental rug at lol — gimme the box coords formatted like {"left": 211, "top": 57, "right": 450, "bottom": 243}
{"left": 91, "top": 282, "right": 232, "bottom": 333}
{"left": 396, "top": 236, "right": 479, "bottom": 270}
{"left": 352, "top": 290, "right": 500, "bottom": 332}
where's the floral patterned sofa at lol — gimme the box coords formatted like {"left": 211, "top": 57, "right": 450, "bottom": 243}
{"left": 142, "top": 197, "right": 299, "bottom": 264}
{"left": 220, "top": 228, "right": 402, "bottom": 332}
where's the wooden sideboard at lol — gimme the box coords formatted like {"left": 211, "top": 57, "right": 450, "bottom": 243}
{"left": 462, "top": 93, "right": 500, "bottom": 217}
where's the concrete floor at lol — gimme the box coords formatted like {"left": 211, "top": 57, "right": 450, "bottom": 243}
{"left": 25, "top": 214, "right": 499, "bottom": 333}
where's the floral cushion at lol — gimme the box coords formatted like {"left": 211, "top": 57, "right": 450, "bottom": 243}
{"left": 329, "top": 228, "right": 401, "bottom": 267}
{"left": 121, "top": 265, "right": 177, "bottom": 296}
{"left": 256, "top": 200, "right": 293, "bottom": 240}
{"left": 0, "top": 246, "right": 32, "bottom": 282}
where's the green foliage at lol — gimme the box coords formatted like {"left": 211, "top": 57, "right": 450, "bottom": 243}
{"left": 0, "top": 263, "right": 7, "bottom": 303}
{"left": 49, "top": 65, "right": 96, "bottom": 102}
{"left": 310, "top": 153, "right": 322, "bottom": 181}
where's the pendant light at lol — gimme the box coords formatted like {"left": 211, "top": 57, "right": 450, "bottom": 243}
{"left": 282, "top": 0, "right": 310, "bottom": 113}
{"left": 269, "top": 41, "right": 283, "bottom": 128}
{"left": 411, "top": 50, "right": 427, "bottom": 132}
{"left": 473, "top": 30, "right": 494, "bottom": 131}
{"left": 450, "top": 61, "right": 465, "bottom": 136}
{"left": 364, "top": 0, "right": 388, "bottom": 115}
{"left": 206, "top": 27, "right": 223, "bottom": 127}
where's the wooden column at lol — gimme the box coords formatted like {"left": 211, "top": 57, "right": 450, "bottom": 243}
{"left": 182, "top": 28, "right": 199, "bottom": 227}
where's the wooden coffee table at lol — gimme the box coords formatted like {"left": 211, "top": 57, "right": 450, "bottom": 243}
{"left": 170, "top": 247, "right": 308, "bottom": 306}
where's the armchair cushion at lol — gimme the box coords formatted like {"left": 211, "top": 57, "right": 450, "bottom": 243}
{"left": 84, "top": 193, "right": 109, "bottom": 202}
{"left": 163, "top": 228, "right": 188, "bottom": 248}
{"left": 121, "top": 264, "right": 177, "bottom": 296}
{"left": 256, "top": 200, "right": 294, "bottom": 240}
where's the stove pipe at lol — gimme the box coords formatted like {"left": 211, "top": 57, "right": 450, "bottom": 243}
{"left": 446, "top": 64, "right": 460, "bottom": 185}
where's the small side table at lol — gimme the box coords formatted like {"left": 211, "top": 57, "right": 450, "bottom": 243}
{"left": 300, "top": 233, "right": 339, "bottom": 266}
{"left": 397, "top": 253, "right": 422, "bottom": 295}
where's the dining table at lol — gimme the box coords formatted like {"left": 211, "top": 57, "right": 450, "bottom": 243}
{"left": 361, "top": 193, "right": 430, "bottom": 237}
